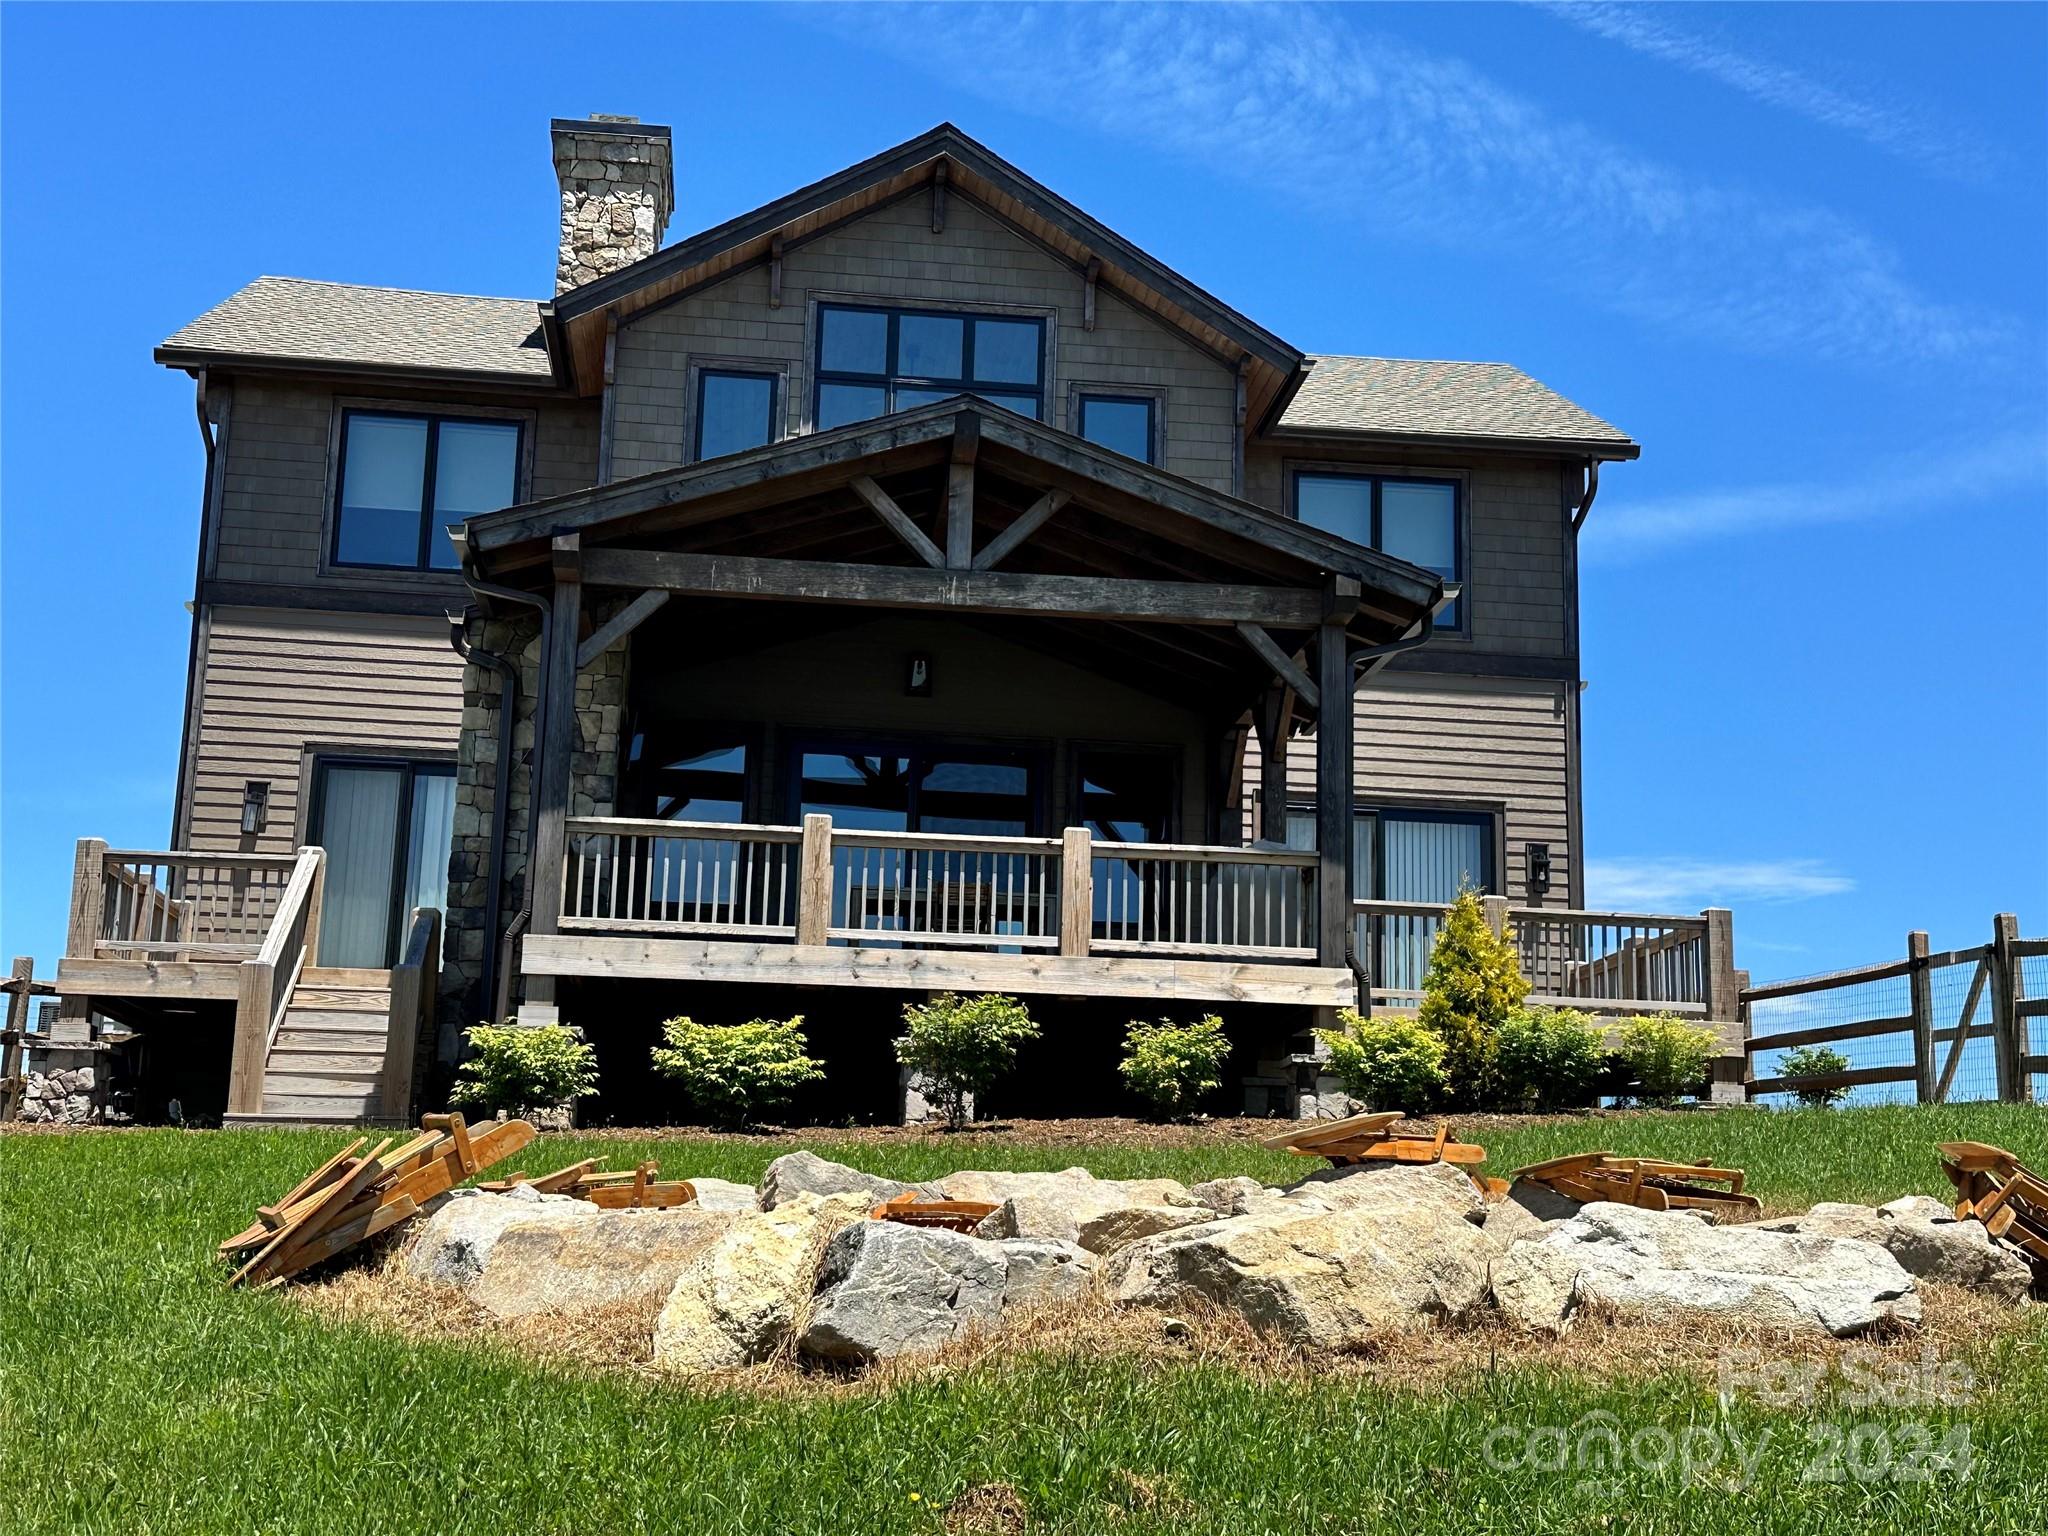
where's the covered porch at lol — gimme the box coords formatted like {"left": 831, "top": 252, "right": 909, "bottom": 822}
{"left": 455, "top": 397, "right": 1445, "bottom": 1020}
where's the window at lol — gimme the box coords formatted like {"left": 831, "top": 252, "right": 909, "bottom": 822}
{"left": 1077, "top": 394, "right": 1157, "bottom": 465}
{"left": 814, "top": 304, "right": 1045, "bottom": 430}
{"left": 623, "top": 726, "right": 751, "bottom": 823}
{"left": 310, "top": 758, "right": 455, "bottom": 968}
{"left": 1293, "top": 471, "right": 1462, "bottom": 630}
{"left": 793, "top": 740, "right": 1039, "bottom": 835}
{"left": 694, "top": 370, "right": 779, "bottom": 461}
{"left": 333, "top": 410, "right": 521, "bottom": 571}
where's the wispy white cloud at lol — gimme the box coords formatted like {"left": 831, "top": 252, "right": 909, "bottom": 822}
{"left": 1586, "top": 425, "right": 2048, "bottom": 561}
{"left": 1587, "top": 856, "right": 1854, "bottom": 910}
{"left": 1536, "top": 2, "right": 1997, "bottom": 184}
{"left": 822, "top": 3, "right": 2003, "bottom": 367}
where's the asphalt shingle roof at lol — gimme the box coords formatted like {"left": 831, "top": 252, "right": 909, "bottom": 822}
{"left": 158, "top": 276, "right": 551, "bottom": 379}
{"left": 1280, "top": 355, "right": 1634, "bottom": 450}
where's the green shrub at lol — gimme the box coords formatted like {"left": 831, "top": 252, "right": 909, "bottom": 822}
{"left": 1614, "top": 1013, "right": 1720, "bottom": 1106}
{"left": 893, "top": 992, "right": 1040, "bottom": 1128}
{"left": 1779, "top": 1044, "right": 1853, "bottom": 1108}
{"left": 1119, "top": 1015, "right": 1232, "bottom": 1118}
{"left": 649, "top": 1015, "right": 826, "bottom": 1128}
{"left": 449, "top": 1021, "right": 601, "bottom": 1117}
{"left": 1417, "top": 888, "right": 1530, "bottom": 1108}
{"left": 1315, "top": 1009, "right": 1448, "bottom": 1112}
{"left": 1494, "top": 1007, "right": 1608, "bottom": 1112}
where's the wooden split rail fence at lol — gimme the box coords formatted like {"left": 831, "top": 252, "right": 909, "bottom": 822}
{"left": 1744, "top": 913, "right": 2045, "bottom": 1105}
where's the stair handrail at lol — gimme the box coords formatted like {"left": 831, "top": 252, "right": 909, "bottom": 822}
{"left": 224, "top": 846, "right": 326, "bottom": 1117}
{"left": 381, "top": 907, "right": 442, "bottom": 1126}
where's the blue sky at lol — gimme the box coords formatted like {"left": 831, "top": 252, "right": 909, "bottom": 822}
{"left": 2, "top": 2, "right": 2043, "bottom": 982}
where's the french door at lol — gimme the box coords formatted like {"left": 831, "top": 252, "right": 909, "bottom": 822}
{"left": 310, "top": 757, "right": 456, "bottom": 969}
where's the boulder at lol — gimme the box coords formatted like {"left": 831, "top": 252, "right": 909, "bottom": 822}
{"left": 800, "top": 1220, "right": 1007, "bottom": 1362}
{"left": 407, "top": 1190, "right": 600, "bottom": 1290}
{"left": 995, "top": 1238, "right": 1095, "bottom": 1309}
{"left": 686, "top": 1177, "right": 763, "bottom": 1213}
{"left": 471, "top": 1206, "right": 739, "bottom": 1321}
{"left": 758, "top": 1151, "right": 931, "bottom": 1211}
{"left": 1482, "top": 1180, "right": 1585, "bottom": 1249}
{"left": 1105, "top": 1202, "right": 1494, "bottom": 1349}
{"left": 1492, "top": 1203, "right": 1922, "bottom": 1337}
{"left": 944, "top": 1169, "right": 1198, "bottom": 1244}
{"left": 653, "top": 1192, "right": 872, "bottom": 1372}
{"left": 1281, "top": 1160, "right": 1486, "bottom": 1225}
{"left": 1757, "top": 1201, "right": 2034, "bottom": 1304}
{"left": 1075, "top": 1204, "right": 1214, "bottom": 1255}
{"left": 1188, "top": 1176, "right": 1277, "bottom": 1217}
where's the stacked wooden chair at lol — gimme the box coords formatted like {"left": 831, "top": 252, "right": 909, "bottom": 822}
{"left": 870, "top": 1191, "right": 999, "bottom": 1233}
{"left": 1508, "top": 1151, "right": 1760, "bottom": 1221}
{"left": 1939, "top": 1141, "right": 2048, "bottom": 1277}
{"left": 1262, "top": 1111, "right": 1502, "bottom": 1196}
{"left": 480, "top": 1158, "right": 697, "bottom": 1209}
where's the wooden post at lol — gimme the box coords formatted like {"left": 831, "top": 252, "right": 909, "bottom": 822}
{"left": 796, "top": 814, "right": 833, "bottom": 948}
{"left": 945, "top": 414, "right": 979, "bottom": 570}
{"left": 56, "top": 838, "right": 107, "bottom": 1042}
{"left": 298, "top": 846, "right": 326, "bottom": 969}
{"left": 227, "top": 957, "right": 274, "bottom": 1116}
{"left": 1313, "top": 609, "right": 1353, "bottom": 970}
{"left": 525, "top": 535, "right": 583, "bottom": 1011}
{"left": 1481, "top": 896, "right": 1509, "bottom": 940}
{"left": 1059, "top": 826, "right": 1093, "bottom": 958}
{"left": 1253, "top": 685, "right": 1295, "bottom": 845}
{"left": 2, "top": 957, "right": 32, "bottom": 1118}
{"left": 1990, "top": 912, "right": 2025, "bottom": 1103}
{"left": 1701, "top": 907, "right": 1739, "bottom": 1026}
{"left": 1907, "top": 930, "right": 1935, "bottom": 1104}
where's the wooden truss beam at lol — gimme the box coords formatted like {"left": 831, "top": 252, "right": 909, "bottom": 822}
{"left": 579, "top": 547, "right": 1327, "bottom": 627}
{"left": 946, "top": 414, "right": 980, "bottom": 569}
{"left": 1234, "top": 622, "right": 1319, "bottom": 709}
{"left": 850, "top": 475, "right": 945, "bottom": 569}
{"left": 576, "top": 588, "right": 670, "bottom": 668}
{"left": 972, "top": 488, "right": 1071, "bottom": 571}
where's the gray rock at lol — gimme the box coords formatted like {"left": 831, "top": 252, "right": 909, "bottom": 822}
{"left": 757, "top": 1151, "right": 931, "bottom": 1211}
{"left": 800, "top": 1220, "right": 1006, "bottom": 1362}
{"left": 1105, "top": 1201, "right": 1494, "bottom": 1349}
{"left": 996, "top": 1238, "right": 1095, "bottom": 1309}
{"left": 472, "top": 1206, "right": 740, "bottom": 1320}
{"left": 1758, "top": 1201, "right": 2034, "bottom": 1304}
{"left": 407, "top": 1190, "right": 600, "bottom": 1290}
{"left": 944, "top": 1169, "right": 1198, "bottom": 1245}
{"left": 1075, "top": 1204, "right": 1212, "bottom": 1255}
{"left": 1492, "top": 1203, "right": 1922, "bottom": 1337}
{"left": 685, "top": 1177, "right": 763, "bottom": 1213}
{"left": 1483, "top": 1180, "right": 1585, "bottom": 1249}
{"left": 1281, "top": 1160, "right": 1486, "bottom": 1225}
{"left": 1188, "top": 1176, "right": 1277, "bottom": 1216}
{"left": 653, "top": 1192, "right": 872, "bottom": 1372}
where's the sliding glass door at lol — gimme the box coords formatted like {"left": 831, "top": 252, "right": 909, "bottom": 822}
{"left": 312, "top": 758, "right": 456, "bottom": 969}
{"left": 1288, "top": 805, "right": 1496, "bottom": 990}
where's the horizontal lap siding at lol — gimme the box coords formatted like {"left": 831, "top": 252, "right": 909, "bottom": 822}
{"left": 1247, "top": 677, "right": 1574, "bottom": 908}
{"left": 611, "top": 195, "right": 1237, "bottom": 491}
{"left": 185, "top": 609, "right": 465, "bottom": 855}
{"left": 213, "top": 378, "right": 598, "bottom": 587}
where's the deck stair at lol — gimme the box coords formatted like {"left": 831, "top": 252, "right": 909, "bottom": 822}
{"left": 251, "top": 967, "right": 398, "bottom": 1125}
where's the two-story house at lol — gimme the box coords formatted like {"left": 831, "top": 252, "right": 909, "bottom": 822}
{"left": 52, "top": 116, "right": 1727, "bottom": 1127}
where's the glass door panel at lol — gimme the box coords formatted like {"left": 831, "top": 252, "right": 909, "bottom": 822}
{"left": 315, "top": 766, "right": 403, "bottom": 968}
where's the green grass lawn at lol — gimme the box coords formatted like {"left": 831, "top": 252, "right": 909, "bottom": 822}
{"left": 3, "top": 1104, "right": 2044, "bottom": 1535}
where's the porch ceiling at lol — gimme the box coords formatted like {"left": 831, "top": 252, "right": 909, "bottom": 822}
{"left": 458, "top": 398, "right": 1444, "bottom": 724}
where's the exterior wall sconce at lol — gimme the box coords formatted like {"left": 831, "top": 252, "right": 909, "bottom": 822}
{"left": 905, "top": 653, "right": 932, "bottom": 697}
{"left": 1526, "top": 842, "right": 1552, "bottom": 899}
{"left": 240, "top": 780, "right": 271, "bottom": 836}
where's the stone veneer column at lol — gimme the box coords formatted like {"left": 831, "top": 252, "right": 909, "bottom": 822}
{"left": 551, "top": 115, "right": 674, "bottom": 294}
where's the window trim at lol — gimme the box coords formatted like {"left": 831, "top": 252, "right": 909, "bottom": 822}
{"left": 1071, "top": 387, "right": 1166, "bottom": 467}
{"left": 1284, "top": 462, "right": 1470, "bottom": 638}
{"left": 808, "top": 299, "right": 1050, "bottom": 430}
{"left": 683, "top": 358, "right": 789, "bottom": 465}
{"left": 323, "top": 398, "right": 533, "bottom": 579}
{"left": 300, "top": 749, "right": 458, "bottom": 968}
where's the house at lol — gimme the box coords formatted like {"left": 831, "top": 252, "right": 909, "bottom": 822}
{"left": 48, "top": 117, "right": 1739, "bottom": 1126}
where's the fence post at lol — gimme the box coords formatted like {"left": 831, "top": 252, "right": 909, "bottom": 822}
{"left": 795, "top": 814, "right": 833, "bottom": 948}
{"left": 1990, "top": 912, "right": 2027, "bottom": 1104}
{"left": 55, "top": 838, "right": 108, "bottom": 1044}
{"left": 2, "top": 957, "right": 32, "bottom": 1120}
{"left": 1907, "top": 930, "right": 1935, "bottom": 1104}
{"left": 1059, "top": 826, "right": 1093, "bottom": 958}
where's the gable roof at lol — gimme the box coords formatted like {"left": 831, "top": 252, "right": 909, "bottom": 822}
{"left": 1275, "top": 355, "right": 1639, "bottom": 458}
{"left": 540, "top": 123, "right": 1304, "bottom": 421}
{"left": 155, "top": 276, "right": 553, "bottom": 386}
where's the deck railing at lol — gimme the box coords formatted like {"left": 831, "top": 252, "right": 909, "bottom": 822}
{"left": 91, "top": 849, "right": 302, "bottom": 957}
{"left": 226, "top": 846, "right": 325, "bottom": 1114}
{"left": 560, "top": 816, "right": 1323, "bottom": 964}
{"left": 1352, "top": 897, "right": 1712, "bottom": 1015}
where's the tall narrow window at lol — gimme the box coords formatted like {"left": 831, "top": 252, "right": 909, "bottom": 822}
{"left": 1293, "top": 471, "right": 1463, "bottom": 630}
{"left": 334, "top": 410, "right": 521, "bottom": 571}
{"left": 694, "top": 370, "right": 778, "bottom": 461}
{"left": 814, "top": 304, "right": 1045, "bottom": 429}
{"left": 1077, "top": 394, "right": 1157, "bottom": 464}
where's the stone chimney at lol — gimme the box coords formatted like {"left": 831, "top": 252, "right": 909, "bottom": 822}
{"left": 551, "top": 115, "right": 674, "bottom": 294}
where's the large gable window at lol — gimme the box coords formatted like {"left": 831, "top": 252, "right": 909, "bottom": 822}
{"left": 1293, "top": 470, "right": 1462, "bottom": 631}
{"left": 334, "top": 410, "right": 521, "bottom": 571}
{"left": 814, "top": 304, "right": 1044, "bottom": 430}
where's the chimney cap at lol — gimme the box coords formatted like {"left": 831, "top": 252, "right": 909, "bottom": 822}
{"left": 550, "top": 115, "right": 671, "bottom": 142}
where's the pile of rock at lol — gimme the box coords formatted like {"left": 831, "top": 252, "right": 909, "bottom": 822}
{"left": 17, "top": 1065, "right": 99, "bottom": 1125}
{"left": 396, "top": 1151, "right": 2037, "bottom": 1373}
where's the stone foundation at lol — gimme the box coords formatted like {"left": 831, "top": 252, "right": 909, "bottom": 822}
{"left": 17, "top": 1052, "right": 104, "bottom": 1124}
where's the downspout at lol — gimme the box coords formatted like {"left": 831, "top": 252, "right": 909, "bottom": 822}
{"left": 459, "top": 561, "right": 552, "bottom": 1023}
{"left": 448, "top": 615, "right": 518, "bottom": 1027}
{"left": 1570, "top": 459, "right": 1601, "bottom": 534}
